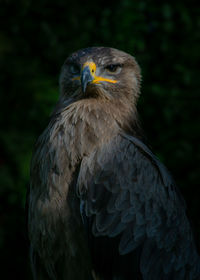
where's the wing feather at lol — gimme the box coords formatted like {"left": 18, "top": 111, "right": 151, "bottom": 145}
{"left": 77, "top": 134, "right": 200, "bottom": 279}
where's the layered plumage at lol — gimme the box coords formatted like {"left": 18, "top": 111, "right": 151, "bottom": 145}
{"left": 28, "top": 47, "right": 200, "bottom": 279}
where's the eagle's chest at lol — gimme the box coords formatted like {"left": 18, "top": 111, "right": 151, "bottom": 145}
{"left": 56, "top": 104, "right": 118, "bottom": 164}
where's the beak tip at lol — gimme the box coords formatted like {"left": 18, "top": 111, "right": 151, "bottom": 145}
{"left": 81, "top": 83, "right": 87, "bottom": 93}
{"left": 81, "top": 66, "right": 94, "bottom": 94}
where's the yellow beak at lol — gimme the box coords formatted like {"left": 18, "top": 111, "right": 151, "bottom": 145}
{"left": 77, "top": 61, "right": 117, "bottom": 93}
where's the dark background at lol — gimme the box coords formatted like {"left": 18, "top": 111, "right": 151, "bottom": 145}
{"left": 0, "top": 0, "right": 199, "bottom": 279}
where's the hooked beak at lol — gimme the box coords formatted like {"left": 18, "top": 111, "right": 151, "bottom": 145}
{"left": 81, "top": 65, "right": 94, "bottom": 93}
{"left": 79, "top": 61, "right": 117, "bottom": 93}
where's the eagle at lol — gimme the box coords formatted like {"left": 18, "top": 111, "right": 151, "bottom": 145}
{"left": 28, "top": 47, "right": 200, "bottom": 280}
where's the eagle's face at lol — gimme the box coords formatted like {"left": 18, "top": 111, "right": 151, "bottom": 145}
{"left": 59, "top": 47, "right": 141, "bottom": 103}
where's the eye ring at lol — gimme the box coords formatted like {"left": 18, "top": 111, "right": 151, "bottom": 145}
{"left": 69, "top": 63, "right": 80, "bottom": 75}
{"left": 105, "top": 64, "right": 122, "bottom": 74}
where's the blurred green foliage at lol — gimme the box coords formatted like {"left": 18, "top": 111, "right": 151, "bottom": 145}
{"left": 0, "top": 0, "right": 200, "bottom": 278}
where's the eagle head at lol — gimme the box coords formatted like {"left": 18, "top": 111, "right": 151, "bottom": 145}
{"left": 59, "top": 47, "right": 141, "bottom": 104}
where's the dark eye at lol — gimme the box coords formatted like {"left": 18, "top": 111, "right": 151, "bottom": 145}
{"left": 69, "top": 64, "right": 80, "bottom": 75}
{"left": 105, "top": 64, "right": 122, "bottom": 74}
